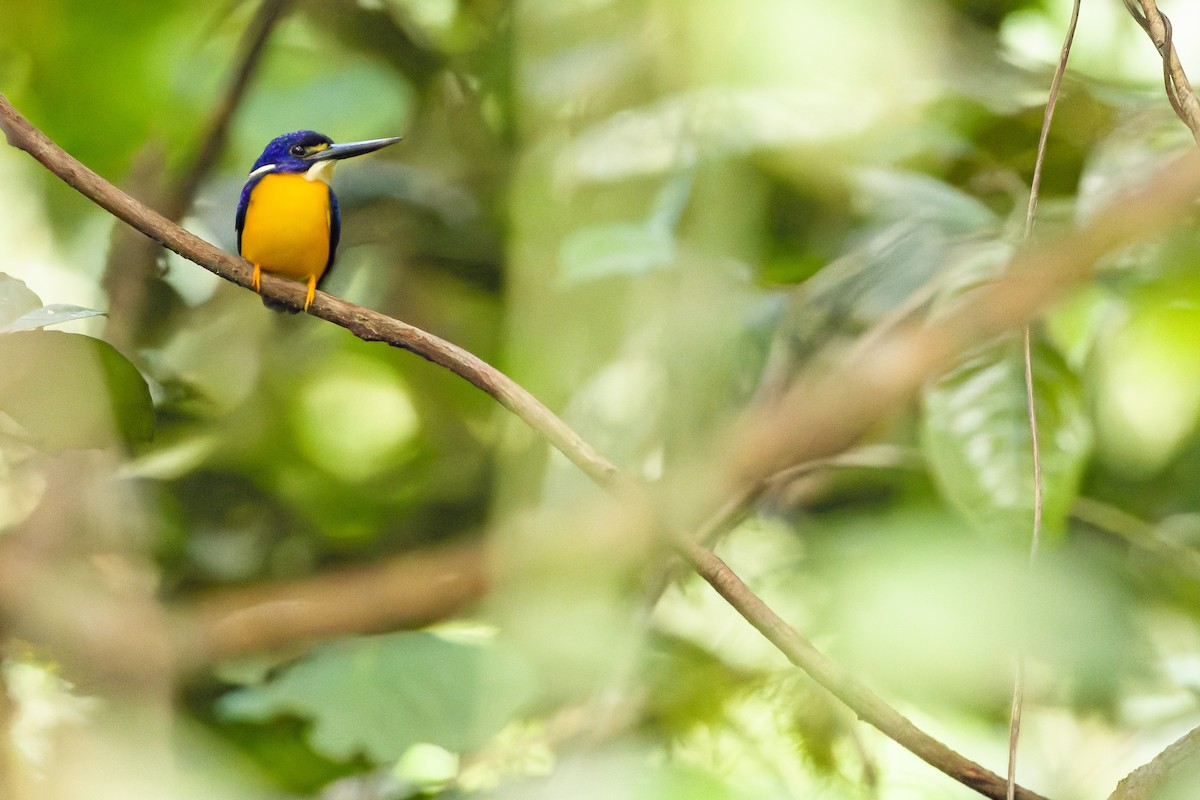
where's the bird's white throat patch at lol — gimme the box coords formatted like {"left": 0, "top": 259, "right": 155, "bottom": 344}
{"left": 305, "top": 160, "right": 337, "bottom": 184}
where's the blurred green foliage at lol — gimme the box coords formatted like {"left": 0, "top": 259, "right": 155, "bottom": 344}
{"left": 3, "top": 1, "right": 1200, "bottom": 799}
{"left": 219, "top": 631, "right": 538, "bottom": 760}
{"left": 0, "top": 277, "right": 152, "bottom": 449}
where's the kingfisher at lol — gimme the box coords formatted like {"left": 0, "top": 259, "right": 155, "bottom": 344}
{"left": 236, "top": 130, "right": 401, "bottom": 312}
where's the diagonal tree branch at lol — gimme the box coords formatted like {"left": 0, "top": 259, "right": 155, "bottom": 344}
{"left": 9, "top": 90, "right": 1200, "bottom": 800}
{"left": 678, "top": 539, "right": 1051, "bottom": 800}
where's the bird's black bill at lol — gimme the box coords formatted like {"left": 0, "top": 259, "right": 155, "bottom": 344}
{"left": 304, "top": 136, "right": 403, "bottom": 161}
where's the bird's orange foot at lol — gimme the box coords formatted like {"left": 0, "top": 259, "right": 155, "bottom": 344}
{"left": 304, "top": 274, "right": 317, "bottom": 312}
{"left": 252, "top": 263, "right": 262, "bottom": 294}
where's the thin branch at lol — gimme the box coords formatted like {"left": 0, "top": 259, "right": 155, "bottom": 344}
{"left": 688, "top": 451, "right": 883, "bottom": 552}
{"left": 1124, "top": 0, "right": 1200, "bottom": 143}
{"left": 1010, "top": 1, "right": 1080, "bottom": 795}
{"left": 677, "top": 539, "right": 1051, "bottom": 800}
{"left": 1024, "top": 0, "right": 1080, "bottom": 239}
{"left": 1009, "top": 327, "right": 1036, "bottom": 798}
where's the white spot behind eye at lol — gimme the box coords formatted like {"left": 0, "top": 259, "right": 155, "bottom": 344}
{"left": 305, "top": 160, "right": 337, "bottom": 184}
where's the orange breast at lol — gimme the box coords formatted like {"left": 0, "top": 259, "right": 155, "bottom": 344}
{"left": 240, "top": 172, "right": 332, "bottom": 281}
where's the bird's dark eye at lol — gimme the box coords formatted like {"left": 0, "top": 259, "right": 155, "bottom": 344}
{"left": 290, "top": 144, "right": 306, "bottom": 157}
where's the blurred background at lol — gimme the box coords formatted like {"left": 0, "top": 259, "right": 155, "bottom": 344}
{"left": 3, "top": 0, "right": 1200, "bottom": 798}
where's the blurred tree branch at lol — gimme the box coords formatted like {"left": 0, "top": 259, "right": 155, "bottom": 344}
{"left": 175, "top": 539, "right": 489, "bottom": 668}
{"left": 303, "top": 0, "right": 447, "bottom": 87}
{"left": 0, "top": 452, "right": 180, "bottom": 800}
{"left": 8, "top": 88, "right": 1200, "bottom": 799}
{"left": 175, "top": 0, "right": 292, "bottom": 207}
{"left": 103, "top": 0, "right": 291, "bottom": 350}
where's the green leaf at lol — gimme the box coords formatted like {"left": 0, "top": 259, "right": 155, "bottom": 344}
{"left": 0, "top": 274, "right": 42, "bottom": 329}
{"left": 855, "top": 168, "right": 998, "bottom": 235}
{"left": 217, "top": 631, "right": 537, "bottom": 763}
{"left": 788, "top": 172, "right": 1008, "bottom": 343}
{"left": 0, "top": 331, "right": 154, "bottom": 450}
{"left": 0, "top": 304, "right": 107, "bottom": 333}
{"left": 921, "top": 337, "right": 1092, "bottom": 537}
{"left": 558, "top": 175, "right": 690, "bottom": 284}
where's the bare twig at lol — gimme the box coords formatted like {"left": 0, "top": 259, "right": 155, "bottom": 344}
{"left": 1010, "top": 324, "right": 1039, "bottom": 794}
{"left": 1124, "top": 0, "right": 1200, "bottom": 143}
{"left": 1010, "top": 2, "right": 1080, "bottom": 796}
{"left": 1024, "top": 0, "right": 1080, "bottom": 239}
{"left": 707, "top": 128, "right": 1200, "bottom": 800}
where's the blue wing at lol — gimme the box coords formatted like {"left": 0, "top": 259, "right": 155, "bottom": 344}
{"left": 235, "top": 173, "right": 266, "bottom": 254}
{"left": 321, "top": 185, "right": 341, "bottom": 288}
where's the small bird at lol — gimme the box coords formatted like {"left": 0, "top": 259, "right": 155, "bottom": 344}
{"left": 236, "top": 130, "right": 401, "bottom": 312}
